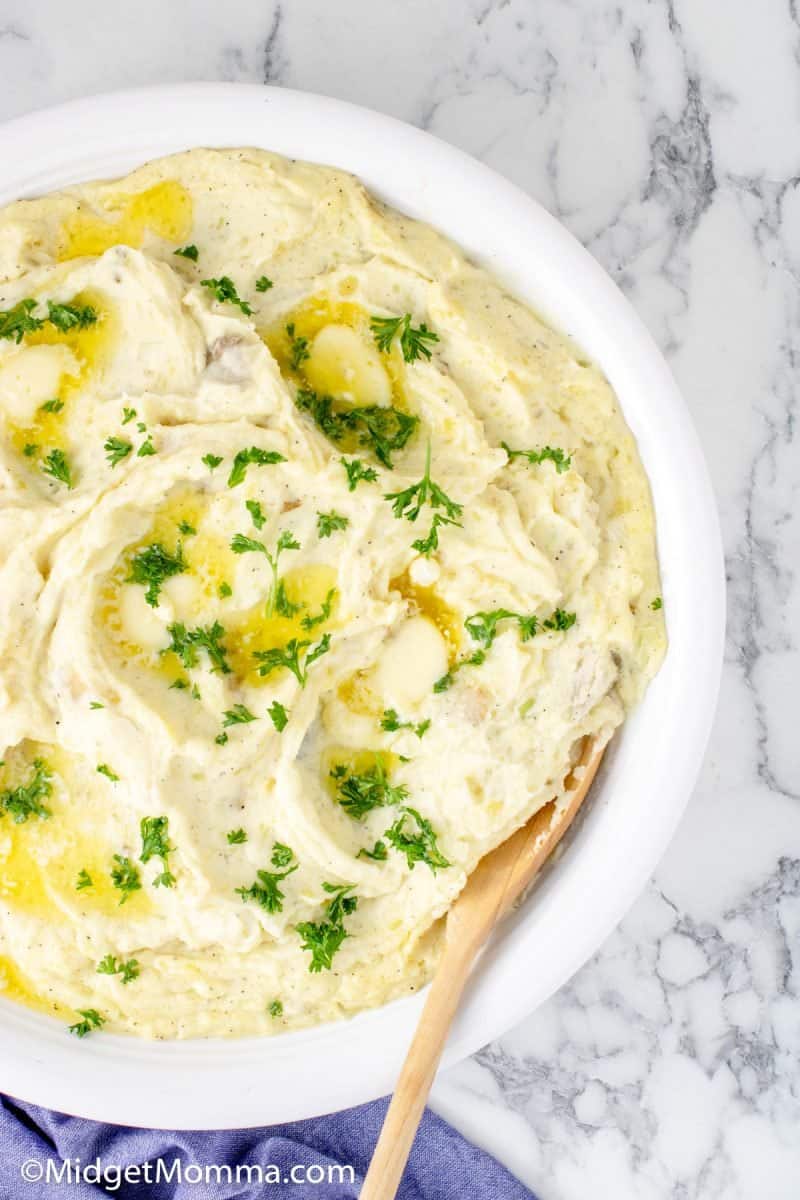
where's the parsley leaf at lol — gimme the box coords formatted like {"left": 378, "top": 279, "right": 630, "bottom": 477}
{"left": 127, "top": 542, "right": 187, "bottom": 608}
{"left": 341, "top": 457, "right": 378, "bottom": 491}
{"left": 222, "top": 703, "right": 257, "bottom": 727}
{"left": 252, "top": 633, "right": 330, "bottom": 687}
{"left": 96, "top": 763, "right": 120, "bottom": 782}
{"left": 271, "top": 842, "right": 294, "bottom": 868}
{"left": 542, "top": 608, "right": 577, "bottom": 631}
{"left": 47, "top": 301, "right": 98, "bottom": 333}
{"left": 357, "top": 840, "right": 388, "bottom": 862}
{"left": 317, "top": 510, "right": 349, "bottom": 539}
{"left": 41, "top": 448, "right": 73, "bottom": 488}
{"left": 40, "top": 398, "right": 64, "bottom": 413}
{"left": 137, "top": 433, "right": 156, "bottom": 458}
{"left": 218, "top": 581, "right": 232, "bottom": 598}
{"left": 228, "top": 446, "right": 286, "bottom": 488}
{"left": 246, "top": 499, "right": 266, "bottom": 529}
{"left": 380, "top": 709, "right": 430, "bottom": 739}
{"left": 464, "top": 609, "right": 538, "bottom": 650}
{"left": 122, "top": 407, "right": 137, "bottom": 425}
{"left": 165, "top": 620, "right": 231, "bottom": 674}
{"left": 296, "top": 388, "right": 417, "bottom": 467}
{"left": 231, "top": 529, "right": 300, "bottom": 618}
{"left": 331, "top": 757, "right": 407, "bottom": 821}
{"left": 75, "top": 868, "right": 93, "bottom": 890}
{"left": 203, "top": 453, "right": 223, "bottom": 470}
{"left": 227, "top": 828, "right": 247, "bottom": 844}
{"left": 286, "top": 322, "right": 310, "bottom": 370}
{"left": 97, "top": 954, "right": 140, "bottom": 984}
{"left": 255, "top": 275, "right": 273, "bottom": 292}
{"left": 384, "top": 441, "right": 462, "bottom": 554}
{"left": 140, "top": 815, "right": 176, "bottom": 888}
{"left": 111, "top": 854, "right": 141, "bottom": 904}
{"left": 89, "top": 700, "right": 104, "bottom": 710}
{"left": 0, "top": 298, "right": 44, "bottom": 342}
{"left": 370, "top": 313, "right": 439, "bottom": 362}
{"left": 268, "top": 700, "right": 289, "bottom": 732}
{"left": 69, "top": 1009, "right": 105, "bottom": 1038}
{"left": 235, "top": 845, "right": 298, "bottom": 913}
{"left": 268, "top": 999, "right": 283, "bottom": 1017}
{"left": 200, "top": 275, "right": 253, "bottom": 315}
{"left": 296, "top": 883, "right": 358, "bottom": 972}
{"left": 384, "top": 806, "right": 450, "bottom": 873}
{"left": 174, "top": 244, "right": 199, "bottom": 261}
{"left": 104, "top": 436, "right": 132, "bottom": 467}
{"left": 502, "top": 442, "right": 571, "bottom": 473}
{"left": 300, "top": 587, "right": 336, "bottom": 632}
{"left": 650, "top": 596, "right": 663, "bottom": 611}
{"left": 0, "top": 758, "right": 53, "bottom": 824}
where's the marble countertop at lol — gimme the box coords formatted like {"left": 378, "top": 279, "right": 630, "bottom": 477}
{"left": 2, "top": 1, "right": 798, "bottom": 1196}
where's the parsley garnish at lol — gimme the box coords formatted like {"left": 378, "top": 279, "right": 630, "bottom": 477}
{"left": 127, "top": 542, "right": 187, "bottom": 607}
{"left": 222, "top": 703, "right": 257, "bottom": 727}
{"left": 215, "top": 732, "right": 229, "bottom": 746}
{"left": 268, "top": 999, "right": 283, "bottom": 1017}
{"left": 41, "top": 448, "right": 73, "bottom": 488}
{"left": 296, "top": 883, "right": 358, "bottom": 972}
{"left": 177, "top": 520, "right": 196, "bottom": 536}
{"left": 104, "top": 436, "right": 132, "bottom": 467}
{"left": 286, "top": 322, "right": 310, "bottom": 370}
{"left": 650, "top": 596, "right": 663, "bottom": 611}
{"left": 200, "top": 275, "right": 253, "bottom": 315}
{"left": 317, "top": 511, "right": 349, "bottom": 539}
{"left": 218, "top": 581, "right": 232, "bottom": 598}
{"left": 246, "top": 498, "right": 266, "bottom": 529}
{"left": 341, "top": 457, "right": 378, "bottom": 491}
{"left": 47, "top": 301, "right": 98, "bottom": 333}
{"left": 370, "top": 313, "right": 439, "bottom": 362}
{"left": 140, "top": 815, "right": 175, "bottom": 888}
{"left": 203, "top": 453, "right": 223, "bottom": 470}
{"left": 381, "top": 709, "right": 430, "bottom": 739}
{"left": 235, "top": 844, "right": 298, "bottom": 913}
{"left": 97, "top": 954, "right": 140, "bottom": 984}
{"left": 40, "top": 397, "right": 64, "bottom": 413}
{"left": 111, "top": 854, "right": 141, "bottom": 904}
{"left": 253, "top": 633, "right": 330, "bottom": 687}
{"left": 174, "top": 244, "right": 199, "bottom": 261}
{"left": 542, "top": 608, "right": 576, "bottom": 631}
{"left": 231, "top": 529, "right": 300, "bottom": 618}
{"left": 227, "top": 828, "right": 247, "bottom": 844}
{"left": 502, "top": 442, "right": 571, "bottom": 473}
{"left": 228, "top": 446, "right": 286, "bottom": 488}
{"left": 330, "top": 757, "right": 407, "bottom": 821}
{"left": 96, "top": 763, "right": 120, "bottom": 783}
{"left": 268, "top": 700, "right": 289, "bottom": 731}
{"left": 357, "top": 840, "right": 388, "bottom": 862}
{"left": 300, "top": 587, "right": 336, "bottom": 631}
{"left": 255, "top": 275, "right": 273, "bottom": 292}
{"left": 75, "top": 869, "right": 93, "bottom": 890}
{"left": 296, "top": 388, "right": 417, "bottom": 467}
{"left": 137, "top": 434, "right": 156, "bottom": 458}
{"left": 0, "top": 758, "right": 53, "bottom": 824}
{"left": 384, "top": 441, "right": 462, "bottom": 555}
{"left": 0, "top": 298, "right": 44, "bottom": 342}
{"left": 464, "top": 609, "right": 539, "bottom": 650}
{"left": 69, "top": 1009, "right": 105, "bottom": 1038}
{"left": 165, "top": 620, "right": 231, "bottom": 674}
{"left": 122, "top": 407, "right": 137, "bottom": 425}
{"left": 89, "top": 700, "right": 104, "bottom": 710}
{"left": 23, "top": 443, "right": 38, "bottom": 458}
{"left": 384, "top": 807, "right": 450, "bottom": 873}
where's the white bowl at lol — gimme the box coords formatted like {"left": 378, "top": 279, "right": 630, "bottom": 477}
{"left": 0, "top": 83, "right": 725, "bottom": 1129}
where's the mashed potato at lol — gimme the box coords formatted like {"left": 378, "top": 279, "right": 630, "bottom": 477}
{"left": 0, "top": 149, "right": 665, "bottom": 1038}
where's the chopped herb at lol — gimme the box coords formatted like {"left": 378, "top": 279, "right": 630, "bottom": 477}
{"left": 0, "top": 298, "right": 44, "bottom": 342}
{"left": 96, "top": 763, "right": 119, "bottom": 783}
{"left": 502, "top": 442, "right": 571, "bottom": 473}
{"left": 111, "top": 854, "right": 142, "bottom": 904}
{"left": 202, "top": 453, "right": 223, "bottom": 470}
{"left": 177, "top": 520, "right": 196, "bottom": 536}
{"left": 650, "top": 596, "right": 663, "bottom": 611}
{"left": 127, "top": 542, "right": 186, "bottom": 608}
{"left": 370, "top": 313, "right": 439, "bottom": 362}
{"left": 357, "top": 840, "right": 388, "bottom": 862}
{"left": 169, "top": 677, "right": 189, "bottom": 691}
{"left": 411, "top": 513, "right": 452, "bottom": 556}
{"left": 268, "top": 700, "right": 289, "bottom": 732}
{"left": 200, "top": 275, "right": 253, "bottom": 315}
{"left": 384, "top": 806, "right": 450, "bottom": 873}
{"left": 41, "top": 448, "right": 73, "bottom": 488}
{"left": 542, "top": 608, "right": 576, "bottom": 632}
{"left": 69, "top": 1009, "right": 105, "bottom": 1038}
{"left": 23, "top": 443, "right": 38, "bottom": 458}
{"left": 286, "top": 322, "right": 310, "bottom": 370}
{"left": 341, "top": 457, "right": 378, "bottom": 491}
{"left": 104, "top": 436, "right": 132, "bottom": 467}
{"left": 222, "top": 703, "right": 257, "bottom": 727}
{"left": 246, "top": 498, "right": 266, "bottom": 529}
{"left": 268, "top": 999, "right": 283, "bottom": 1017}
{"left": 464, "top": 609, "right": 538, "bottom": 650}
{"left": 89, "top": 700, "right": 104, "bottom": 710}
{"left": 296, "top": 388, "right": 417, "bottom": 467}
{"left": 122, "top": 406, "right": 137, "bottom": 425}
{"left": 253, "top": 633, "right": 330, "bottom": 687}
{"left": 165, "top": 620, "right": 231, "bottom": 674}
{"left": 40, "top": 397, "right": 64, "bottom": 413}
{"left": 140, "top": 815, "right": 176, "bottom": 888}
{"left": 296, "top": 883, "right": 358, "bottom": 973}
{"left": 0, "top": 758, "right": 53, "bottom": 823}
{"left": 228, "top": 446, "right": 286, "bottom": 488}
{"left": 218, "top": 581, "right": 232, "bottom": 598}
{"left": 46, "top": 301, "right": 98, "bottom": 333}
{"left": 384, "top": 441, "right": 462, "bottom": 555}
{"left": 137, "top": 434, "right": 156, "bottom": 458}
{"left": 215, "top": 732, "right": 229, "bottom": 746}
{"left": 236, "top": 847, "right": 298, "bottom": 914}
{"left": 255, "top": 275, "right": 273, "bottom": 292}
{"left": 231, "top": 529, "right": 300, "bottom": 618}
{"left": 227, "top": 828, "right": 248, "bottom": 845}
{"left": 300, "top": 587, "right": 336, "bottom": 631}
{"left": 75, "top": 868, "right": 93, "bottom": 891}
{"left": 317, "top": 510, "right": 349, "bottom": 539}
{"left": 381, "top": 709, "right": 430, "bottom": 739}
{"left": 331, "top": 757, "right": 407, "bottom": 821}
{"left": 174, "top": 244, "right": 199, "bottom": 261}
{"left": 97, "top": 954, "right": 140, "bottom": 984}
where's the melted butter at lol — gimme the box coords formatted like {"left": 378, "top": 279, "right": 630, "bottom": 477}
{"left": 6, "top": 290, "right": 118, "bottom": 463}
{"left": 337, "top": 669, "right": 381, "bottom": 717}
{"left": 261, "top": 294, "right": 410, "bottom": 415}
{"left": 0, "top": 954, "right": 73, "bottom": 1019}
{"left": 224, "top": 564, "right": 338, "bottom": 686}
{"left": 0, "top": 743, "right": 148, "bottom": 921}
{"left": 58, "top": 180, "right": 193, "bottom": 261}
{"left": 389, "top": 570, "right": 462, "bottom": 662}
{"left": 323, "top": 747, "right": 399, "bottom": 800}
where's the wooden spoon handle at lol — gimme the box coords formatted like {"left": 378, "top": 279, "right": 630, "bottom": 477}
{"left": 359, "top": 938, "right": 476, "bottom": 1200}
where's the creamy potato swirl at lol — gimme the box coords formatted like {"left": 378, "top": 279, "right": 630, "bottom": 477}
{"left": 0, "top": 150, "right": 665, "bottom": 1037}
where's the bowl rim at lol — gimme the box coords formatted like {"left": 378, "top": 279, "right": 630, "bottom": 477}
{"left": 0, "top": 82, "right": 725, "bottom": 1129}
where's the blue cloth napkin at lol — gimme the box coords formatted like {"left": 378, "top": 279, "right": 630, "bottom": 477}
{"left": 1, "top": 1092, "right": 535, "bottom": 1199}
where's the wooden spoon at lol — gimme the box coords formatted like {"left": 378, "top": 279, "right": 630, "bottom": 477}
{"left": 360, "top": 735, "right": 605, "bottom": 1200}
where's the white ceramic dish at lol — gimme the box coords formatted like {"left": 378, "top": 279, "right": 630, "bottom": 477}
{"left": 0, "top": 83, "right": 725, "bottom": 1129}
